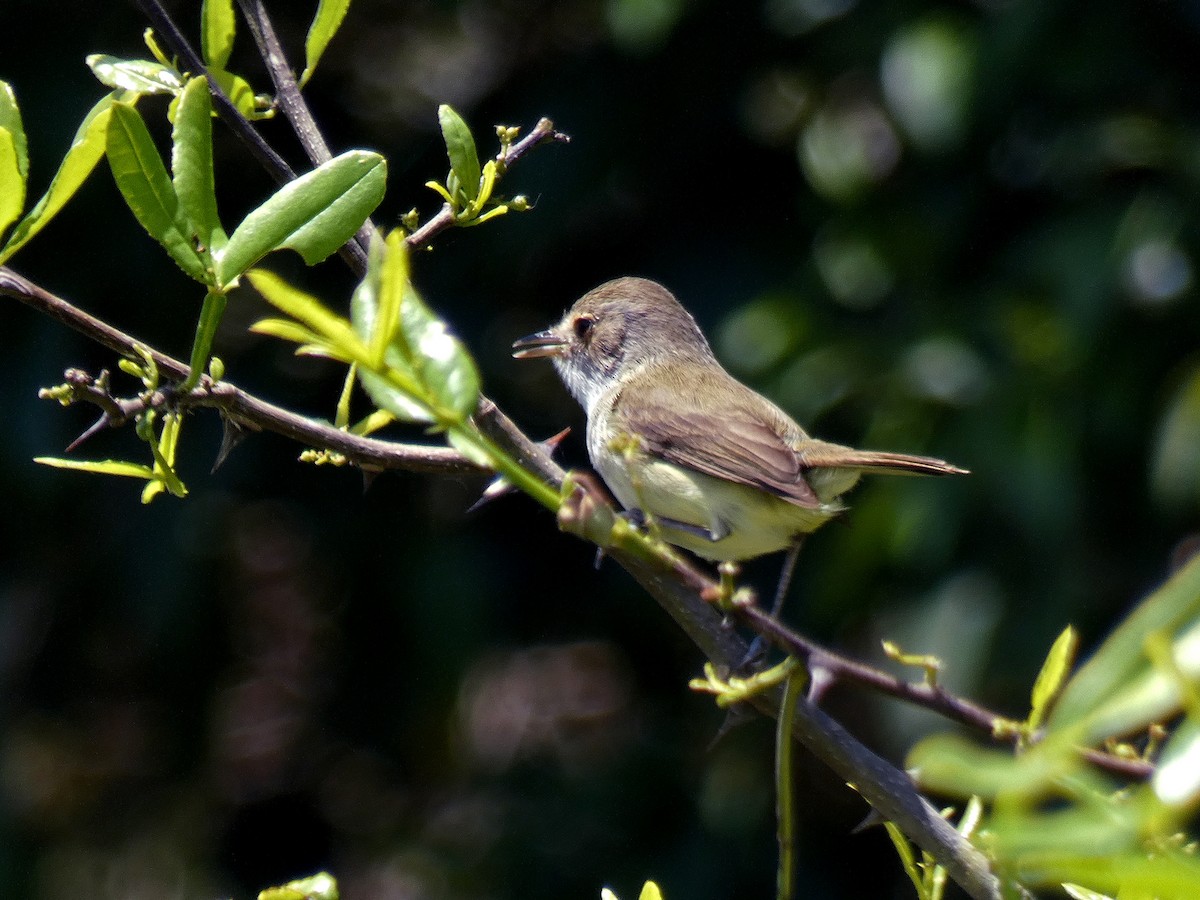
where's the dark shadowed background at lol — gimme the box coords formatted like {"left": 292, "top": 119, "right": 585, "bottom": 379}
{"left": 2, "top": 0, "right": 1199, "bottom": 897}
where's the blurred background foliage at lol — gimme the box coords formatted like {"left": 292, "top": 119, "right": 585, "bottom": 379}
{"left": 2, "top": 0, "right": 1199, "bottom": 897}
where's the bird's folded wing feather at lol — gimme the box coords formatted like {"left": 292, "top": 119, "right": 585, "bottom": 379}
{"left": 614, "top": 374, "right": 824, "bottom": 508}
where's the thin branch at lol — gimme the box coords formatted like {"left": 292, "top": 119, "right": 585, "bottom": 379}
{"left": 234, "top": 0, "right": 379, "bottom": 260}
{"left": 0, "top": 267, "right": 480, "bottom": 475}
{"left": 4, "top": 259, "right": 1001, "bottom": 895}
{"left": 133, "top": 0, "right": 296, "bottom": 185}
{"left": 405, "top": 118, "right": 571, "bottom": 251}
{"left": 134, "top": 0, "right": 372, "bottom": 275}
{"left": 734, "top": 598, "right": 1154, "bottom": 781}
{"left": 236, "top": 0, "right": 334, "bottom": 166}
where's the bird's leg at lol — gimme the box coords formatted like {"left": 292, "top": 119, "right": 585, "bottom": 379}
{"left": 738, "top": 537, "right": 806, "bottom": 673}
{"left": 769, "top": 536, "right": 806, "bottom": 618}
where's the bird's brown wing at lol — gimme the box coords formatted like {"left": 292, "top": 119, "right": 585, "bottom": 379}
{"left": 614, "top": 370, "right": 824, "bottom": 508}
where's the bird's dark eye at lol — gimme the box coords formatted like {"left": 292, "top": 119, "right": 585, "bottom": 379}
{"left": 572, "top": 315, "right": 595, "bottom": 340}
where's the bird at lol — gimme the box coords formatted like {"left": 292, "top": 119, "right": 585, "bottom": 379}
{"left": 513, "top": 277, "right": 967, "bottom": 592}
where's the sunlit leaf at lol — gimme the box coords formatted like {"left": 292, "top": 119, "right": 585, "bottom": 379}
{"left": 34, "top": 457, "right": 155, "bottom": 479}
{"left": 87, "top": 54, "right": 184, "bottom": 95}
{"left": 246, "top": 269, "right": 364, "bottom": 360}
{"left": 0, "top": 81, "right": 28, "bottom": 179}
{"left": 1014, "top": 851, "right": 1200, "bottom": 897}
{"left": 106, "top": 102, "right": 208, "bottom": 281}
{"left": 201, "top": 0, "right": 236, "bottom": 70}
{"left": 210, "top": 69, "right": 273, "bottom": 121}
{"left": 907, "top": 732, "right": 1083, "bottom": 801}
{"left": 1050, "top": 554, "right": 1200, "bottom": 730}
{"left": 0, "top": 129, "right": 23, "bottom": 238}
{"left": 216, "top": 150, "right": 385, "bottom": 286}
{"left": 350, "top": 231, "right": 480, "bottom": 424}
{"left": 1152, "top": 717, "right": 1200, "bottom": 807}
{"left": 447, "top": 428, "right": 495, "bottom": 468}
{"left": 438, "top": 104, "right": 481, "bottom": 203}
{"left": 0, "top": 94, "right": 114, "bottom": 264}
{"left": 257, "top": 871, "right": 339, "bottom": 900}
{"left": 1062, "top": 885, "right": 1112, "bottom": 900}
{"left": 249, "top": 317, "right": 327, "bottom": 348}
{"left": 1029, "top": 626, "right": 1078, "bottom": 731}
{"left": 300, "top": 0, "right": 352, "bottom": 88}
{"left": 172, "top": 76, "right": 226, "bottom": 255}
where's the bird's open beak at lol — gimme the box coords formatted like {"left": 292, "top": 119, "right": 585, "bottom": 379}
{"left": 512, "top": 329, "right": 568, "bottom": 359}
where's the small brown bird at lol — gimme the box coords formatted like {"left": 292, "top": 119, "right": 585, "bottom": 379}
{"left": 513, "top": 277, "right": 967, "bottom": 567}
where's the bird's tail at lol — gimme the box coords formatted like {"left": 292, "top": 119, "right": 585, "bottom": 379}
{"left": 798, "top": 442, "right": 969, "bottom": 476}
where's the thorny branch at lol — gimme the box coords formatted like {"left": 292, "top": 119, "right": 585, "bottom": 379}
{"left": 3, "top": 261, "right": 1011, "bottom": 894}
{"left": 2, "top": 7, "right": 1148, "bottom": 897}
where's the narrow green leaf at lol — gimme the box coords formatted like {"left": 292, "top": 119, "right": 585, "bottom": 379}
{"left": 250, "top": 317, "right": 327, "bottom": 348}
{"left": 1028, "top": 626, "right": 1078, "bottom": 731}
{"left": 0, "top": 129, "right": 24, "bottom": 238}
{"left": 438, "top": 104, "right": 481, "bottom": 203}
{"left": 86, "top": 54, "right": 185, "bottom": 95}
{"left": 106, "top": 102, "right": 207, "bottom": 282}
{"left": 350, "top": 231, "right": 481, "bottom": 424}
{"left": 201, "top": 0, "right": 236, "bottom": 70}
{"left": 210, "top": 69, "right": 273, "bottom": 121}
{"left": 1014, "top": 852, "right": 1200, "bottom": 898}
{"left": 1062, "top": 884, "right": 1112, "bottom": 900}
{"left": 370, "top": 226, "right": 407, "bottom": 366}
{"left": 350, "top": 238, "right": 432, "bottom": 423}
{"left": 172, "top": 76, "right": 226, "bottom": 255}
{"left": 246, "top": 269, "right": 365, "bottom": 359}
{"left": 446, "top": 427, "right": 495, "bottom": 468}
{"left": 883, "top": 822, "right": 927, "bottom": 900}
{"left": 908, "top": 732, "right": 1078, "bottom": 801}
{"left": 300, "top": 0, "right": 353, "bottom": 88}
{"left": 216, "top": 150, "right": 385, "bottom": 285}
{"left": 1051, "top": 554, "right": 1200, "bottom": 729}
{"left": 0, "top": 80, "right": 28, "bottom": 179}
{"left": 0, "top": 95, "right": 113, "bottom": 264}
{"left": 35, "top": 457, "right": 155, "bottom": 479}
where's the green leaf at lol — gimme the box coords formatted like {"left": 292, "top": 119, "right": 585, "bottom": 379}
{"left": 350, "top": 231, "right": 481, "bottom": 424}
{"left": 210, "top": 68, "right": 273, "bottom": 121}
{"left": 438, "top": 104, "right": 481, "bottom": 203}
{"left": 300, "top": 0, "right": 353, "bottom": 88}
{"left": 106, "top": 101, "right": 207, "bottom": 282}
{"left": 0, "top": 129, "right": 23, "bottom": 239}
{"left": 246, "top": 269, "right": 364, "bottom": 360}
{"left": 0, "top": 81, "right": 28, "bottom": 236}
{"left": 35, "top": 457, "right": 155, "bottom": 479}
{"left": 1013, "top": 851, "right": 1200, "bottom": 898}
{"left": 1050, "top": 553, "right": 1200, "bottom": 730}
{"left": 201, "top": 0, "right": 236, "bottom": 70}
{"left": 172, "top": 76, "right": 226, "bottom": 255}
{"left": 216, "top": 150, "right": 385, "bottom": 286}
{"left": 907, "top": 732, "right": 1079, "bottom": 801}
{"left": 0, "top": 94, "right": 114, "bottom": 264}
{"left": 86, "top": 54, "right": 185, "bottom": 95}
{"left": 1028, "top": 626, "right": 1078, "bottom": 731}
{"left": 258, "top": 871, "right": 339, "bottom": 900}
{"left": 0, "top": 80, "right": 28, "bottom": 179}
{"left": 1153, "top": 717, "right": 1200, "bottom": 808}
{"left": 446, "top": 427, "right": 495, "bottom": 468}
